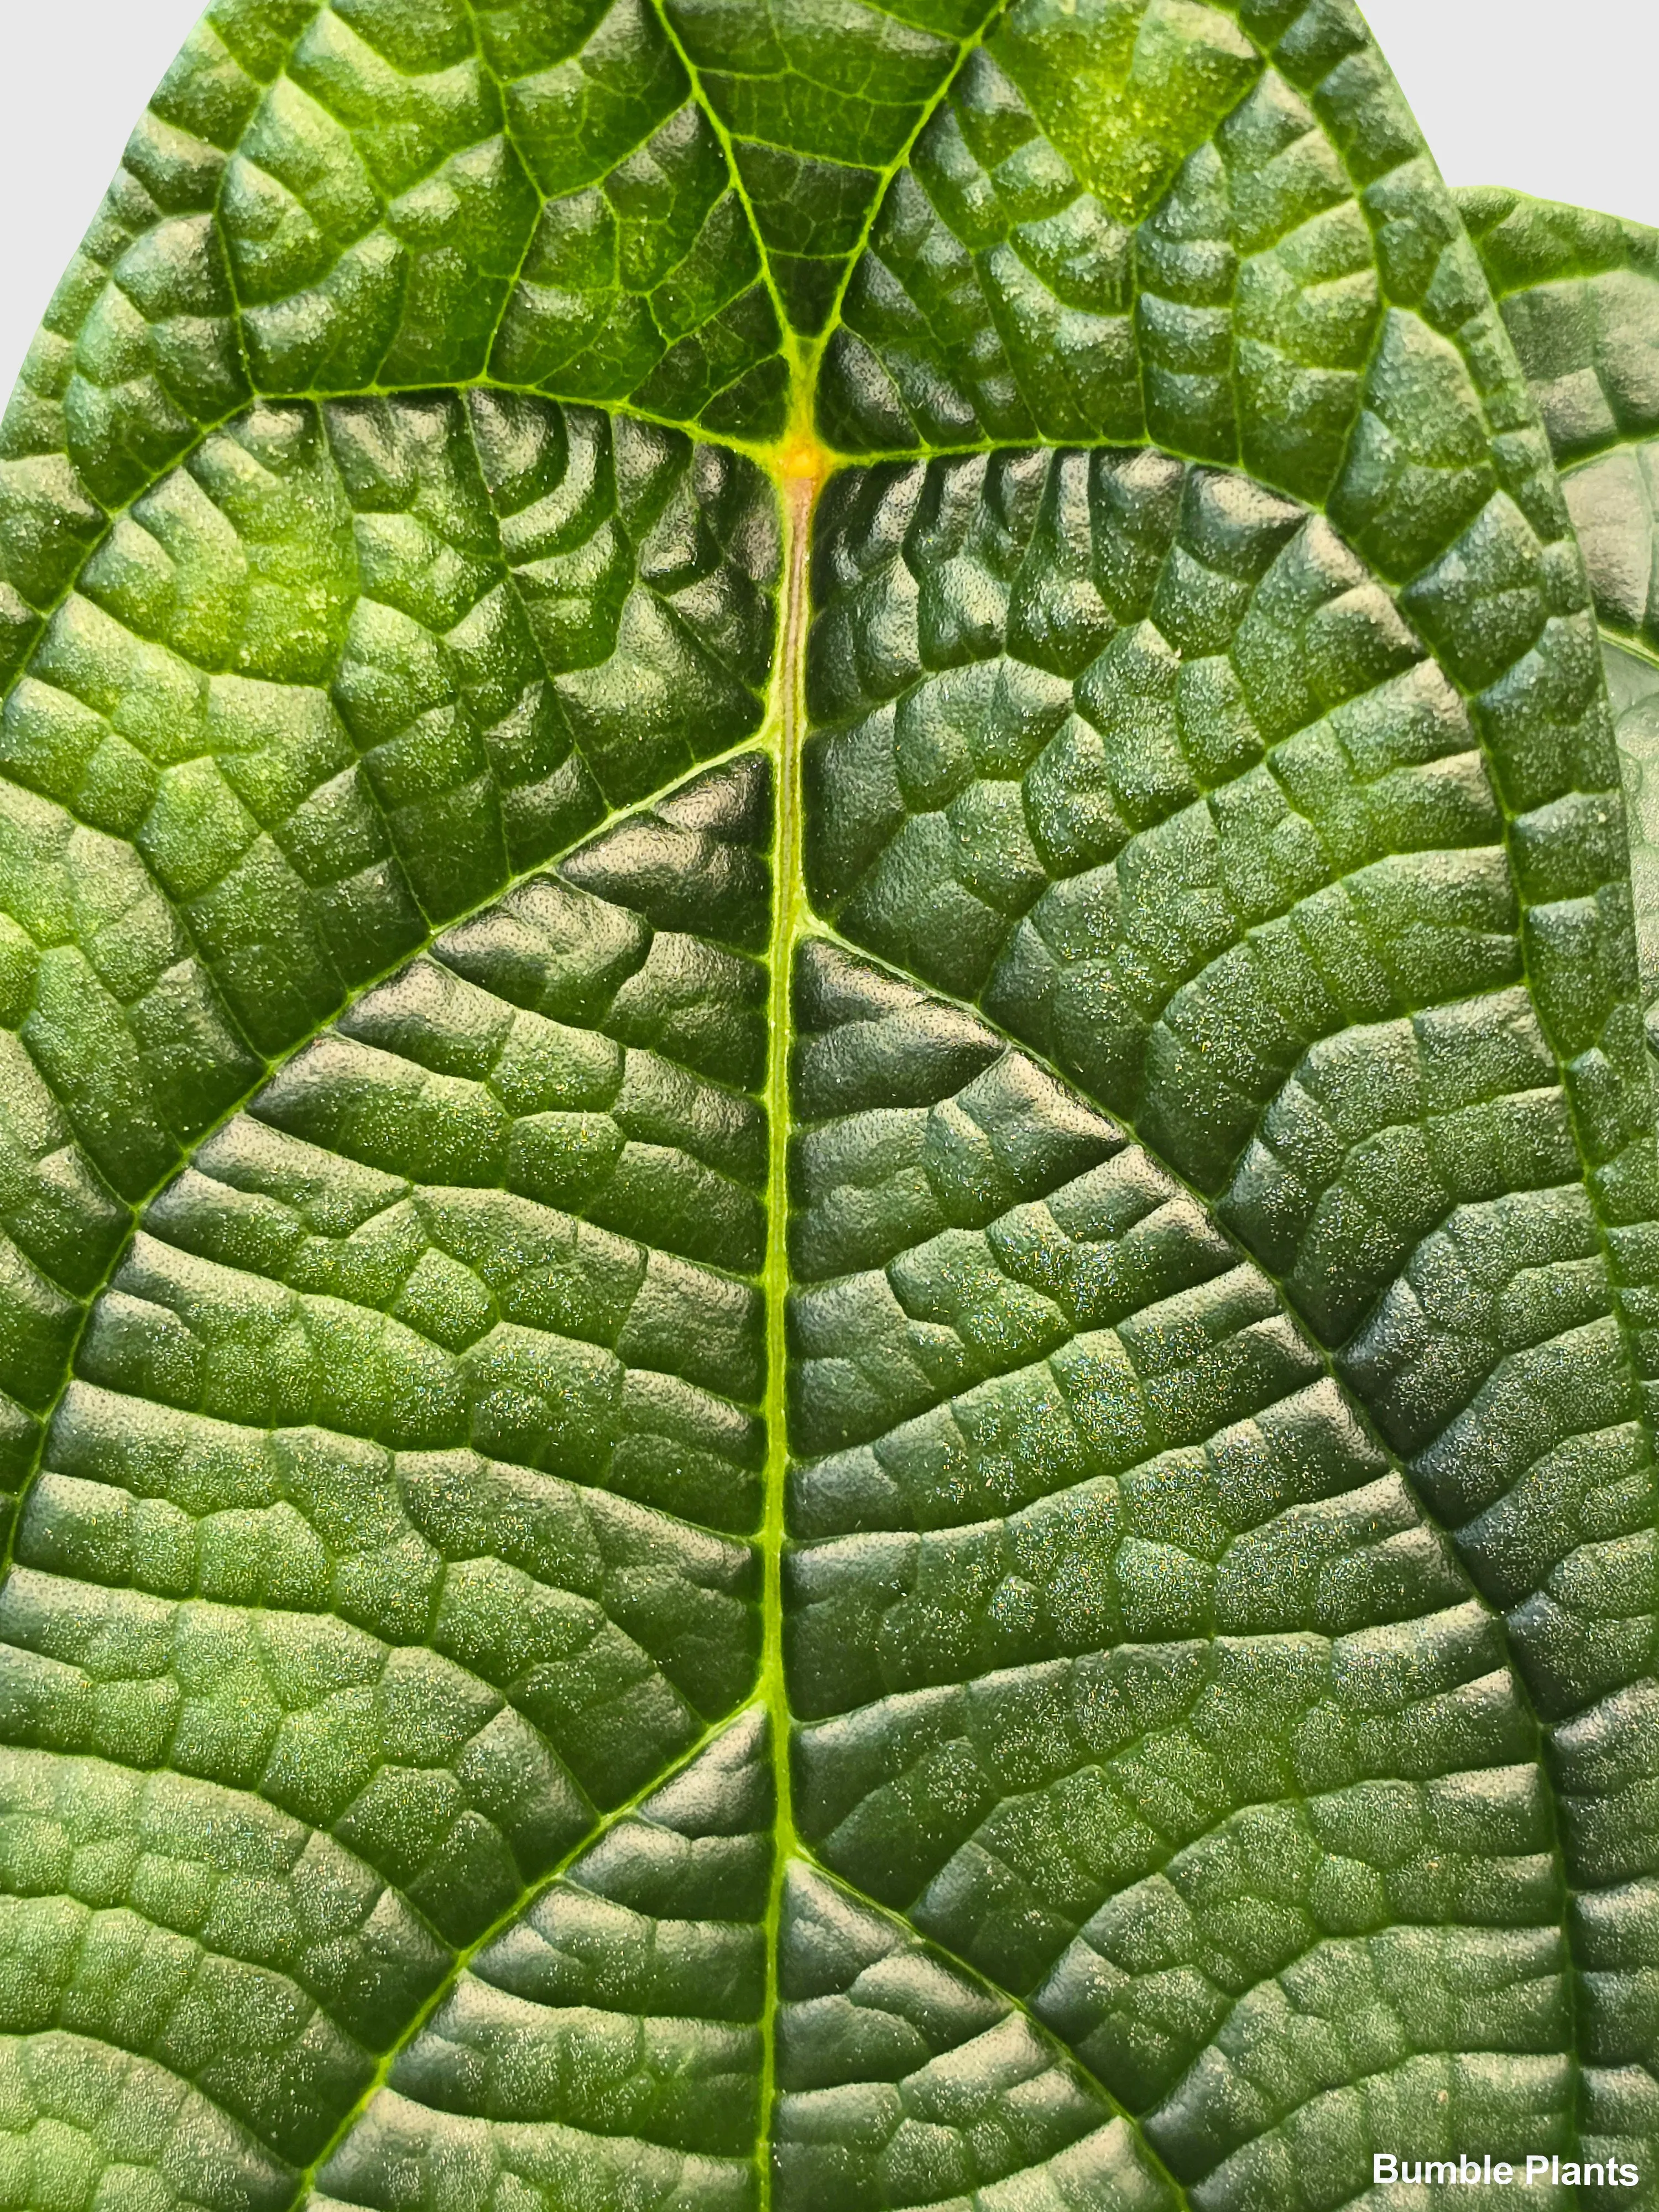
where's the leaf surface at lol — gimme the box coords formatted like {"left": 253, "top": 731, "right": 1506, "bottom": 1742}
{"left": 0, "top": 7, "right": 1656, "bottom": 2210}
{"left": 1461, "top": 188, "right": 1659, "bottom": 1078}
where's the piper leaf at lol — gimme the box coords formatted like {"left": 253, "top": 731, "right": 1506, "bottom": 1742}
{"left": 1460, "top": 188, "right": 1659, "bottom": 1081}
{"left": 0, "top": 6, "right": 1656, "bottom": 2209}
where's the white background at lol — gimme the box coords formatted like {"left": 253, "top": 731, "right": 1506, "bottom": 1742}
{"left": 0, "top": 0, "right": 1651, "bottom": 405}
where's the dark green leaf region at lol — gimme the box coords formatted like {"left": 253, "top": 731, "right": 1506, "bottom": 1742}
{"left": 0, "top": 3, "right": 1657, "bottom": 2208}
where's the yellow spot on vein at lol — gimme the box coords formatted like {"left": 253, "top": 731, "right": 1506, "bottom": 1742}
{"left": 778, "top": 432, "right": 832, "bottom": 489}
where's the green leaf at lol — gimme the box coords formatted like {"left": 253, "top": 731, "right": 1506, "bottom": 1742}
{"left": 0, "top": 6, "right": 1656, "bottom": 2209}
{"left": 1460, "top": 187, "right": 1659, "bottom": 1067}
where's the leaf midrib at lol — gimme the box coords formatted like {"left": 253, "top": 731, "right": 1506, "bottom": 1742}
{"left": 754, "top": 454, "right": 818, "bottom": 2209}
{"left": 271, "top": 1681, "right": 1198, "bottom": 2212}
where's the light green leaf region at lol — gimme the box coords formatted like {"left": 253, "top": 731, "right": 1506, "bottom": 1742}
{"left": 0, "top": 4, "right": 1655, "bottom": 2209}
{"left": 1459, "top": 189, "right": 1659, "bottom": 1072}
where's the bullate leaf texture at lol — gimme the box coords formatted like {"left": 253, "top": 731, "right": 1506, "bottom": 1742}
{"left": 1458, "top": 189, "right": 1659, "bottom": 1096}
{"left": 0, "top": 4, "right": 1655, "bottom": 2208}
